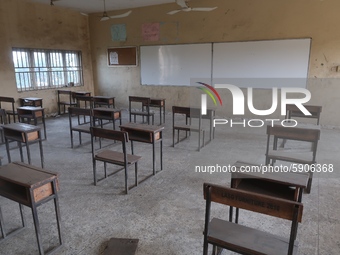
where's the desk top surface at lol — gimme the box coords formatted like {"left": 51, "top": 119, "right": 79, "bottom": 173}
{"left": 20, "top": 97, "right": 42, "bottom": 101}
{"left": 93, "top": 107, "right": 120, "bottom": 112}
{"left": 17, "top": 106, "right": 44, "bottom": 111}
{"left": 120, "top": 123, "right": 164, "bottom": 133}
{"left": 2, "top": 123, "right": 41, "bottom": 132}
{"left": 232, "top": 161, "right": 309, "bottom": 187}
{"left": 0, "top": 162, "right": 57, "bottom": 188}
{"left": 93, "top": 96, "right": 115, "bottom": 99}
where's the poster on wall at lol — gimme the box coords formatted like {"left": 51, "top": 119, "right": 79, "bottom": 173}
{"left": 142, "top": 23, "right": 160, "bottom": 41}
{"left": 111, "top": 24, "right": 127, "bottom": 41}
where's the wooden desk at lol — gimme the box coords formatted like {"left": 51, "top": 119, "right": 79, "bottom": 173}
{"left": 17, "top": 106, "right": 47, "bottom": 140}
{"left": 230, "top": 161, "right": 308, "bottom": 222}
{"left": 19, "top": 97, "right": 43, "bottom": 108}
{"left": 0, "top": 162, "right": 62, "bottom": 255}
{"left": 2, "top": 123, "right": 44, "bottom": 168}
{"left": 93, "top": 107, "right": 121, "bottom": 130}
{"left": 120, "top": 123, "right": 164, "bottom": 175}
{"left": 93, "top": 96, "right": 115, "bottom": 108}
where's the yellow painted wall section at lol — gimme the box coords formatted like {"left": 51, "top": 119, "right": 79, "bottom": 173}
{"left": 0, "top": 0, "right": 94, "bottom": 114}
{"left": 89, "top": 0, "right": 340, "bottom": 126}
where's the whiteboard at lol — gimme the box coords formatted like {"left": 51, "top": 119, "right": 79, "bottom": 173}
{"left": 140, "top": 39, "right": 311, "bottom": 88}
{"left": 212, "top": 39, "right": 311, "bottom": 88}
{"left": 140, "top": 43, "right": 212, "bottom": 86}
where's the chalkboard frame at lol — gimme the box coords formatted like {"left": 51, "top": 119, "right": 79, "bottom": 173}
{"left": 107, "top": 46, "right": 137, "bottom": 66}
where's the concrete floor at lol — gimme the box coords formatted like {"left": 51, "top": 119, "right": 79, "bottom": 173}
{"left": 0, "top": 110, "right": 339, "bottom": 255}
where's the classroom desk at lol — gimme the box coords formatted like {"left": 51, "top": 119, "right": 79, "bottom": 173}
{"left": 93, "top": 96, "right": 115, "bottom": 108}
{"left": 229, "top": 161, "right": 308, "bottom": 223}
{"left": 17, "top": 106, "right": 47, "bottom": 140}
{"left": 120, "top": 123, "right": 164, "bottom": 175}
{"left": 0, "top": 162, "right": 62, "bottom": 255}
{"left": 19, "top": 97, "right": 43, "bottom": 108}
{"left": 92, "top": 107, "right": 122, "bottom": 130}
{"left": 2, "top": 123, "right": 44, "bottom": 168}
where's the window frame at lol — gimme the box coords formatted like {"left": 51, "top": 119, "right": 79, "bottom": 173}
{"left": 12, "top": 48, "right": 84, "bottom": 92}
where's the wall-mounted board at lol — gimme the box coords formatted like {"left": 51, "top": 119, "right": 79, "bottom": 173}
{"left": 140, "top": 43, "right": 212, "bottom": 86}
{"left": 140, "top": 38, "right": 311, "bottom": 88}
{"left": 108, "top": 47, "right": 137, "bottom": 66}
{"left": 212, "top": 38, "right": 311, "bottom": 88}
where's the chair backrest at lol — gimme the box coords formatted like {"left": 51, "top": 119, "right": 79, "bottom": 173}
{"left": 266, "top": 125, "right": 320, "bottom": 143}
{"left": 68, "top": 107, "right": 92, "bottom": 117}
{"left": 203, "top": 183, "right": 303, "bottom": 255}
{"left": 172, "top": 106, "right": 202, "bottom": 126}
{"left": 90, "top": 127, "right": 128, "bottom": 142}
{"left": 286, "top": 104, "right": 322, "bottom": 125}
{"left": 0, "top": 96, "right": 16, "bottom": 110}
{"left": 129, "top": 96, "right": 151, "bottom": 105}
{"left": 203, "top": 183, "right": 303, "bottom": 222}
{"left": 75, "top": 95, "right": 93, "bottom": 108}
{"left": 68, "top": 107, "right": 93, "bottom": 128}
{"left": 90, "top": 127, "right": 129, "bottom": 161}
{"left": 58, "top": 90, "right": 73, "bottom": 103}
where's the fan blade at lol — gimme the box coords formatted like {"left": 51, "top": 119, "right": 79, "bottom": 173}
{"left": 100, "top": 16, "right": 110, "bottom": 21}
{"left": 176, "top": 0, "right": 188, "bottom": 8}
{"left": 167, "top": 9, "right": 182, "bottom": 15}
{"left": 110, "top": 10, "right": 132, "bottom": 19}
{"left": 191, "top": 7, "right": 217, "bottom": 12}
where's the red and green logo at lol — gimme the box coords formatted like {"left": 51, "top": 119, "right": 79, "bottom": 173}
{"left": 196, "top": 82, "right": 223, "bottom": 106}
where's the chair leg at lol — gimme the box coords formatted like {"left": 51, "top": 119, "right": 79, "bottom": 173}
{"left": 125, "top": 166, "right": 128, "bottom": 195}
{"left": 104, "top": 162, "right": 107, "bottom": 178}
{"left": 93, "top": 160, "right": 97, "bottom": 185}
{"left": 135, "top": 163, "right": 138, "bottom": 187}
{"left": 172, "top": 128, "right": 175, "bottom": 147}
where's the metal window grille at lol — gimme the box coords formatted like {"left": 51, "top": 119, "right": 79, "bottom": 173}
{"left": 12, "top": 48, "right": 84, "bottom": 91}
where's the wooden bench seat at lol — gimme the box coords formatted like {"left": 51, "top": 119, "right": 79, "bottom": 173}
{"left": 95, "top": 150, "right": 141, "bottom": 165}
{"left": 267, "top": 149, "right": 315, "bottom": 164}
{"left": 208, "top": 218, "right": 299, "bottom": 255}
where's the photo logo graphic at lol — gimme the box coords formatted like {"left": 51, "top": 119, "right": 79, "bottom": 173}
{"left": 197, "top": 83, "right": 312, "bottom": 128}
{"left": 196, "top": 82, "right": 222, "bottom": 115}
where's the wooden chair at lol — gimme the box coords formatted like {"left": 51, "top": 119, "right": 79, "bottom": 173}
{"left": 203, "top": 183, "right": 303, "bottom": 255}
{"left": 90, "top": 127, "right": 141, "bottom": 194}
{"left": 129, "top": 96, "right": 154, "bottom": 125}
{"left": 68, "top": 107, "right": 93, "bottom": 148}
{"left": 172, "top": 106, "right": 205, "bottom": 151}
{"left": 265, "top": 125, "right": 320, "bottom": 193}
{"left": 57, "top": 90, "right": 77, "bottom": 115}
{"left": 286, "top": 104, "right": 322, "bottom": 125}
{"left": 0, "top": 96, "right": 18, "bottom": 123}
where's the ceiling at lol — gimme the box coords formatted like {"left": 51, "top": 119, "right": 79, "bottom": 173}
{"left": 24, "top": 0, "right": 176, "bottom": 14}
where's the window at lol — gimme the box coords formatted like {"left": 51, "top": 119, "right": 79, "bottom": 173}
{"left": 12, "top": 48, "right": 83, "bottom": 91}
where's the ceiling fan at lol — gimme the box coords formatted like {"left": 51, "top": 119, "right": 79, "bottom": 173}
{"left": 100, "top": 0, "right": 132, "bottom": 21}
{"left": 50, "top": 0, "right": 59, "bottom": 6}
{"left": 167, "top": 0, "right": 217, "bottom": 15}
